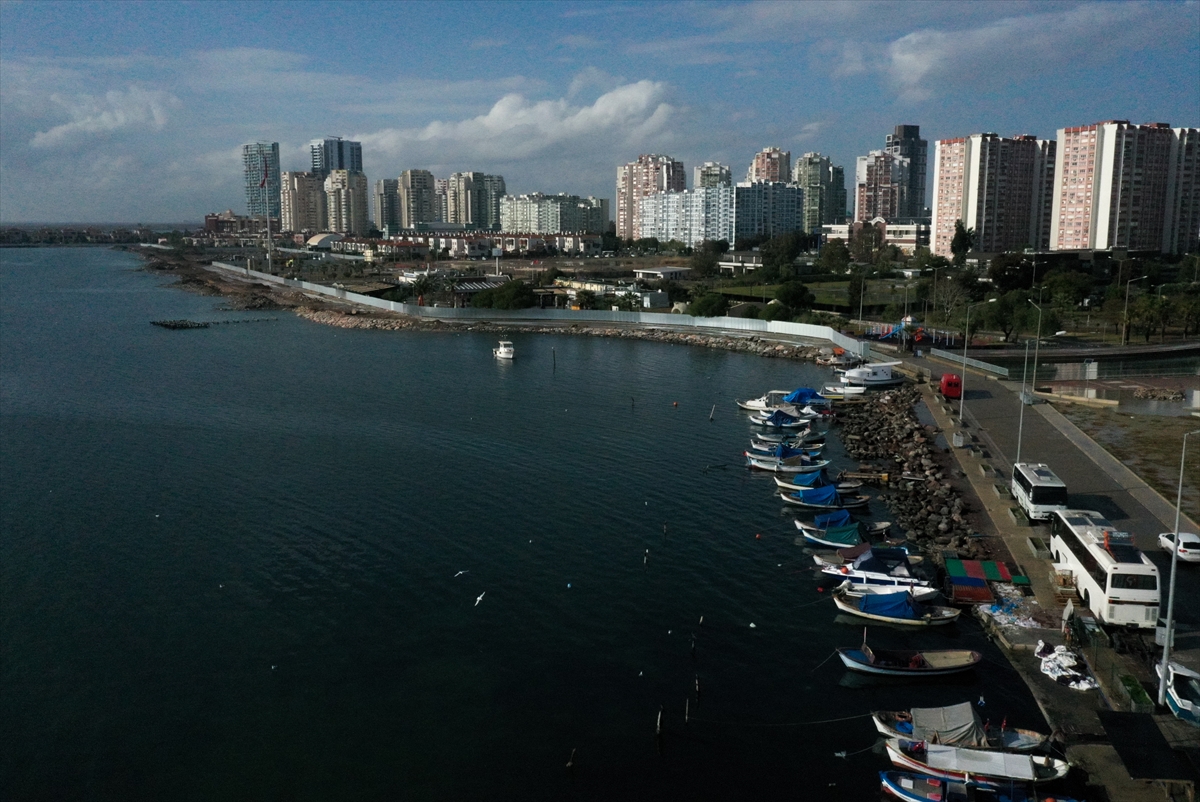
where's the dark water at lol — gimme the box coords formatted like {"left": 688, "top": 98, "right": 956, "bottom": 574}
{"left": 1, "top": 249, "right": 1048, "bottom": 800}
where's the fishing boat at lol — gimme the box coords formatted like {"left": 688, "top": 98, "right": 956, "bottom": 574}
{"left": 780, "top": 485, "right": 869, "bottom": 509}
{"left": 780, "top": 387, "right": 831, "bottom": 408}
{"left": 833, "top": 579, "right": 940, "bottom": 603}
{"left": 735, "top": 390, "right": 791, "bottom": 411}
{"left": 884, "top": 739, "right": 1070, "bottom": 786}
{"left": 777, "top": 473, "right": 863, "bottom": 493}
{"left": 821, "top": 383, "right": 867, "bottom": 399}
{"left": 748, "top": 441, "right": 824, "bottom": 458}
{"left": 794, "top": 508, "right": 864, "bottom": 548}
{"left": 744, "top": 451, "right": 831, "bottom": 473}
{"left": 493, "top": 340, "right": 515, "bottom": 360}
{"left": 813, "top": 543, "right": 922, "bottom": 569}
{"left": 840, "top": 361, "right": 905, "bottom": 387}
{"left": 879, "top": 771, "right": 1074, "bottom": 802}
{"left": 748, "top": 409, "right": 811, "bottom": 429}
{"left": 837, "top": 637, "right": 981, "bottom": 677}
{"left": 1155, "top": 661, "right": 1200, "bottom": 727}
{"left": 873, "top": 703, "right": 1048, "bottom": 752}
{"left": 832, "top": 588, "right": 960, "bottom": 626}
{"left": 752, "top": 429, "right": 825, "bottom": 447}
{"left": 819, "top": 546, "right": 932, "bottom": 589}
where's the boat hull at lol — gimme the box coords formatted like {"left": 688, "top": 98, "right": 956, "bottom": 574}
{"left": 884, "top": 740, "right": 1068, "bottom": 786}
{"left": 871, "top": 712, "right": 1047, "bottom": 752}
{"left": 782, "top": 493, "right": 869, "bottom": 508}
{"left": 832, "top": 591, "right": 960, "bottom": 626}
{"left": 746, "top": 454, "right": 831, "bottom": 473}
{"left": 837, "top": 648, "right": 981, "bottom": 677}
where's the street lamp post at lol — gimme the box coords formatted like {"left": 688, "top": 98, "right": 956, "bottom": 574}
{"left": 959, "top": 298, "right": 996, "bottom": 425}
{"left": 931, "top": 267, "right": 939, "bottom": 327}
{"left": 1123, "top": 275, "right": 1146, "bottom": 346}
{"left": 1158, "top": 429, "right": 1200, "bottom": 707}
{"left": 1028, "top": 299, "right": 1045, "bottom": 401}
{"left": 1016, "top": 339, "right": 1031, "bottom": 464}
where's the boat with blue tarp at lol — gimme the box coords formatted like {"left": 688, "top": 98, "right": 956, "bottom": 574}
{"left": 744, "top": 447, "right": 831, "bottom": 473}
{"left": 818, "top": 546, "right": 933, "bottom": 589}
{"left": 749, "top": 409, "right": 811, "bottom": 429}
{"left": 780, "top": 484, "right": 870, "bottom": 509}
{"left": 832, "top": 587, "right": 960, "bottom": 625}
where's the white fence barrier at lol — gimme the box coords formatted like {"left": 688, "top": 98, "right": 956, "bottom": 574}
{"left": 210, "top": 261, "right": 868, "bottom": 356}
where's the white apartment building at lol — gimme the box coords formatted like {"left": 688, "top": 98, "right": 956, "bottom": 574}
{"left": 499, "top": 193, "right": 608, "bottom": 234}
{"left": 637, "top": 187, "right": 735, "bottom": 246}
{"left": 695, "top": 162, "right": 731, "bottom": 188}
{"left": 280, "top": 171, "right": 327, "bottom": 233}
{"left": 930, "top": 134, "right": 1056, "bottom": 257}
{"left": 616, "top": 154, "right": 686, "bottom": 240}
{"left": 325, "top": 169, "right": 369, "bottom": 237}
{"left": 733, "top": 182, "right": 803, "bottom": 241}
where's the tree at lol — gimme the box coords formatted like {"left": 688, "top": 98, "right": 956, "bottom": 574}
{"left": 410, "top": 275, "right": 436, "bottom": 305}
{"left": 691, "top": 249, "right": 719, "bottom": 277}
{"left": 950, "top": 220, "right": 974, "bottom": 266}
{"left": 761, "top": 232, "right": 804, "bottom": 278}
{"left": 816, "top": 238, "right": 850, "bottom": 273}
{"left": 847, "top": 269, "right": 866, "bottom": 317}
{"left": 1042, "top": 269, "right": 1093, "bottom": 309}
{"left": 633, "top": 237, "right": 660, "bottom": 253}
{"left": 688, "top": 292, "right": 729, "bottom": 317}
{"left": 775, "top": 280, "right": 815, "bottom": 313}
{"left": 575, "top": 290, "right": 598, "bottom": 310}
{"left": 980, "top": 290, "right": 1025, "bottom": 342}
{"left": 472, "top": 280, "right": 535, "bottom": 309}
{"left": 849, "top": 226, "right": 881, "bottom": 263}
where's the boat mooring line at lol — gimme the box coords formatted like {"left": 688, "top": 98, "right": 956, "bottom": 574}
{"left": 686, "top": 711, "right": 872, "bottom": 728}
{"left": 809, "top": 649, "right": 840, "bottom": 672}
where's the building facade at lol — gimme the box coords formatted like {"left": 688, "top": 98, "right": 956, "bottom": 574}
{"left": 1048, "top": 121, "right": 1199, "bottom": 254}
{"left": 499, "top": 193, "right": 608, "bottom": 234}
{"left": 310, "top": 137, "right": 363, "bottom": 180}
{"left": 930, "top": 133, "right": 1057, "bottom": 257}
{"left": 242, "top": 142, "right": 281, "bottom": 219}
{"left": 885, "top": 125, "right": 928, "bottom": 219}
{"left": 733, "top": 182, "right": 803, "bottom": 242}
{"left": 855, "top": 150, "right": 910, "bottom": 222}
{"left": 793, "top": 152, "right": 847, "bottom": 233}
{"left": 637, "top": 187, "right": 735, "bottom": 247}
{"left": 445, "top": 172, "right": 506, "bottom": 230}
{"left": 374, "top": 179, "right": 399, "bottom": 232}
{"left": 616, "top": 154, "right": 686, "bottom": 240}
{"left": 324, "top": 169, "right": 369, "bottom": 237}
{"left": 280, "top": 171, "right": 327, "bottom": 233}
{"left": 694, "top": 161, "right": 731, "bottom": 188}
{"left": 746, "top": 147, "right": 791, "bottom": 183}
{"left": 398, "top": 169, "right": 438, "bottom": 229}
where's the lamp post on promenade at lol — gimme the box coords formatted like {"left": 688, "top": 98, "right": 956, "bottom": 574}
{"left": 1016, "top": 339, "right": 1031, "bottom": 464}
{"left": 959, "top": 298, "right": 996, "bottom": 425}
{"left": 1158, "top": 429, "right": 1200, "bottom": 707}
{"left": 1123, "top": 275, "right": 1146, "bottom": 346}
{"left": 1028, "top": 298, "right": 1044, "bottom": 404}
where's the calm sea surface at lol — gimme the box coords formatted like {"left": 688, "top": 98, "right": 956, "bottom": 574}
{"left": 1, "top": 248, "right": 1048, "bottom": 800}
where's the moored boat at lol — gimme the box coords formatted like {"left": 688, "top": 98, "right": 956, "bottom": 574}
{"left": 821, "top": 383, "right": 867, "bottom": 399}
{"left": 780, "top": 485, "right": 869, "bottom": 509}
{"left": 819, "top": 546, "right": 932, "bottom": 589}
{"left": 840, "top": 361, "right": 905, "bottom": 387}
{"left": 775, "top": 472, "right": 859, "bottom": 494}
{"left": 884, "top": 739, "right": 1069, "bottom": 786}
{"left": 837, "top": 642, "right": 981, "bottom": 677}
{"left": 493, "top": 340, "right": 515, "bottom": 359}
{"left": 879, "top": 771, "right": 1072, "bottom": 802}
{"left": 735, "top": 390, "right": 791, "bottom": 411}
{"left": 748, "top": 441, "right": 824, "bottom": 458}
{"left": 748, "top": 409, "right": 812, "bottom": 429}
{"left": 1155, "top": 661, "right": 1200, "bottom": 727}
{"left": 832, "top": 588, "right": 960, "bottom": 626}
{"left": 833, "top": 579, "right": 940, "bottom": 603}
{"left": 745, "top": 451, "right": 831, "bottom": 473}
{"left": 873, "top": 703, "right": 1048, "bottom": 752}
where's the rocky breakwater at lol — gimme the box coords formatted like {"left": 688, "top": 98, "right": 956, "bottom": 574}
{"left": 835, "top": 386, "right": 982, "bottom": 558}
{"left": 296, "top": 308, "right": 423, "bottom": 330}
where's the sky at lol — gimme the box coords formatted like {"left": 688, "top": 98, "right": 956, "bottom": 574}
{"left": 0, "top": 0, "right": 1197, "bottom": 224}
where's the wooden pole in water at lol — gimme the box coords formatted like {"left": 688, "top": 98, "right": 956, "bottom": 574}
{"left": 552, "top": 347, "right": 556, "bottom": 371}
{"left": 644, "top": 549, "right": 648, "bottom": 566}
{"left": 709, "top": 404, "right": 715, "bottom": 421}
{"left": 685, "top": 698, "right": 689, "bottom": 724}
{"left": 656, "top": 706, "right": 663, "bottom": 735}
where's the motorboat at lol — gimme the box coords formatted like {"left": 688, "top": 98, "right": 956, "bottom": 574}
{"left": 780, "top": 485, "right": 869, "bottom": 509}
{"left": 735, "top": 390, "right": 791, "bottom": 411}
{"left": 752, "top": 429, "right": 825, "bottom": 447}
{"left": 821, "top": 384, "right": 867, "bottom": 399}
{"left": 879, "top": 771, "right": 1074, "bottom": 802}
{"left": 744, "top": 451, "right": 831, "bottom": 473}
{"left": 832, "top": 588, "right": 960, "bottom": 626}
{"left": 819, "top": 546, "right": 932, "bottom": 589}
{"left": 873, "top": 703, "right": 1048, "bottom": 752}
{"left": 1156, "top": 661, "right": 1200, "bottom": 727}
{"left": 748, "top": 409, "right": 812, "bottom": 429}
{"left": 884, "top": 739, "right": 1069, "bottom": 786}
{"left": 840, "top": 361, "right": 905, "bottom": 387}
{"left": 748, "top": 441, "right": 823, "bottom": 458}
{"left": 833, "top": 579, "right": 940, "bottom": 604}
{"left": 775, "top": 472, "right": 861, "bottom": 495}
{"left": 837, "top": 636, "right": 981, "bottom": 677}
{"left": 493, "top": 340, "right": 514, "bottom": 360}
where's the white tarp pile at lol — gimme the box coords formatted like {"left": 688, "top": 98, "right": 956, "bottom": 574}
{"left": 1035, "top": 639, "right": 1099, "bottom": 690}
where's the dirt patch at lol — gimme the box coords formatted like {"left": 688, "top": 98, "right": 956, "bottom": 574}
{"left": 1057, "top": 404, "right": 1200, "bottom": 525}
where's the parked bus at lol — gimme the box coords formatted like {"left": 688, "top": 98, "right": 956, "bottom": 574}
{"left": 1049, "top": 509, "right": 1160, "bottom": 629}
{"left": 1011, "top": 462, "right": 1069, "bottom": 521}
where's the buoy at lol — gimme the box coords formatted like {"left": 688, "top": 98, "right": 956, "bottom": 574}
{"left": 817, "top": 587, "right": 825, "bottom": 593}
{"left": 567, "top": 583, "right": 571, "bottom": 588}
{"left": 673, "top": 401, "right": 678, "bottom": 407}
{"left": 840, "top": 566, "right": 849, "bottom": 574}
{"left": 749, "top": 623, "right": 757, "bottom": 628}
{"left": 755, "top": 533, "right": 761, "bottom": 539}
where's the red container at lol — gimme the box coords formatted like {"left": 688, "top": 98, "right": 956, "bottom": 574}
{"left": 940, "top": 374, "right": 962, "bottom": 400}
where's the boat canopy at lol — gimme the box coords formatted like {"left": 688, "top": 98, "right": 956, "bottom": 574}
{"left": 858, "top": 591, "right": 920, "bottom": 619}
{"left": 791, "top": 471, "right": 828, "bottom": 488}
{"left": 924, "top": 744, "right": 1036, "bottom": 781}
{"left": 798, "top": 486, "right": 840, "bottom": 505}
{"left": 910, "top": 702, "right": 987, "bottom": 747}
{"left": 762, "top": 410, "right": 799, "bottom": 425}
{"left": 815, "top": 509, "right": 852, "bottom": 528}
{"left": 783, "top": 387, "right": 824, "bottom": 404}
{"left": 772, "top": 444, "right": 813, "bottom": 460}
{"left": 821, "top": 523, "right": 863, "bottom": 546}
{"left": 853, "top": 547, "right": 915, "bottom": 577}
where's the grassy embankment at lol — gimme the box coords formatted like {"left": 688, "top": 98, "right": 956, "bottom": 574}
{"left": 1056, "top": 404, "right": 1200, "bottom": 525}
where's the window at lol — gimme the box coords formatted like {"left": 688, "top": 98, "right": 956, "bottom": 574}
{"left": 1109, "top": 573, "right": 1156, "bottom": 592}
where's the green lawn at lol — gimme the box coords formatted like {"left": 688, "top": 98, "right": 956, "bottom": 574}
{"left": 717, "top": 279, "right": 918, "bottom": 311}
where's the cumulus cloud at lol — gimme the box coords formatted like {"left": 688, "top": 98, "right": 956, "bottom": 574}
{"left": 793, "top": 121, "right": 826, "bottom": 143}
{"left": 31, "top": 86, "right": 180, "bottom": 148}
{"left": 359, "top": 80, "right": 675, "bottom": 164}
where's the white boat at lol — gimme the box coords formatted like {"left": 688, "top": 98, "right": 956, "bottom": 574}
{"left": 748, "top": 410, "right": 813, "bottom": 429}
{"left": 735, "top": 390, "right": 791, "bottom": 411}
{"left": 840, "top": 361, "right": 905, "bottom": 387}
{"left": 1156, "top": 661, "right": 1200, "bottom": 727}
{"left": 744, "top": 452, "right": 830, "bottom": 473}
{"left": 821, "top": 384, "right": 867, "bottom": 399}
{"left": 819, "top": 547, "right": 932, "bottom": 589}
{"left": 872, "top": 702, "right": 1048, "bottom": 752}
{"left": 752, "top": 430, "right": 825, "bottom": 447}
{"left": 885, "top": 739, "right": 1070, "bottom": 786}
{"left": 833, "top": 579, "right": 940, "bottom": 603}
{"left": 493, "top": 340, "right": 514, "bottom": 360}
{"left": 832, "top": 587, "right": 961, "bottom": 626}
{"left": 777, "top": 474, "right": 861, "bottom": 493}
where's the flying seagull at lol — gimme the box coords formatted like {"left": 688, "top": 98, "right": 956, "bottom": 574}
{"left": 475, "top": 592, "right": 486, "bottom": 607}
{"left": 454, "top": 570, "right": 469, "bottom": 578}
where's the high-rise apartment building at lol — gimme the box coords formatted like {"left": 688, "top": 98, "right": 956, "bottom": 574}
{"left": 638, "top": 187, "right": 735, "bottom": 247}
{"left": 375, "top": 179, "right": 399, "bottom": 231}
{"left": 695, "top": 162, "right": 731, "bottom": 189}
{"left": 478, "top": 174, "right": 507, "bottom": 231}
{"left": 500, "top": 194, "right": 608, "bottom": 234}
{"left": 445, "top": 172, "right": 506, "bottom": 229}
{"left": 242, "top": 142, "right": 281, "bottom": 219}
{"left": 433, "top": 178, "right": 450, "bottom": 223}
{"left": 1165, "top": 128, "right": 1200, "bottom": 255}
{"left": 930, "top": 133, "right": 1057, "bottom": 256}
{"left": 746, "top": 147, "right": 791, "bottom": 184}
{"left": 793, "top": 153, "right": 847, "bottom": 233}
{"left": 734, "top": 182, "right": 803, "bottom": 242}
{"left": 310, "top": 137, "right": 363, "bottom": 180}
{"left": 855, "top": 151, "right": 910, "bottom": 222}
{"left": 280, "top": 171, "right": 327, "bottom": 233}
{"left": 399, "top": 169, "right": 438, "bottom": 229}
{"left": 1050, "top": 121, "right": 1198, "bottom": 254}
{"left": 885, "top": 125, "right": 928, "bottom": 219}
{"left": 324, "top": 169, "right": 369, "bottom": 236}
{"left": 616, "top": 154, "right": 686, "bottom": 240}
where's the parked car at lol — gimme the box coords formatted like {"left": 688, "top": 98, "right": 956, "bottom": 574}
{"left": 1158, "top": 532, "right": 1200, "bottom": 562}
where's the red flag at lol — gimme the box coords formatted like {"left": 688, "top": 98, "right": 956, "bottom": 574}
{"left": 259, "top": 159, "right": 269, "bottom": 189}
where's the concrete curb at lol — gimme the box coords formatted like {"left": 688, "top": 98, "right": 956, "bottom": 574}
{"left": 1035, "top": 403, "right": 1200, "bottom": 534}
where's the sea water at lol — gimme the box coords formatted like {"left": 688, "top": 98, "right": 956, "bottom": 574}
{"left": 1, "top": 248, "right": 1048, "bottom": 800}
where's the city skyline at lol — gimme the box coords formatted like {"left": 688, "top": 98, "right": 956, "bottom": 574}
{"left": 1, "top": 0, "right": 1197, "bottom": 223}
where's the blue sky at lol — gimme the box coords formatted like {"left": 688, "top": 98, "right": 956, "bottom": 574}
{"left": 1, "top": 0, "right": 1197, "bottom": 223}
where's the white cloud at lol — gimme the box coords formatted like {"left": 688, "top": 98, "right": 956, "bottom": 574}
{"left": 793, "top": 122, "right": 826, "bottom": 143}
{"left": 31, "top": 86, "right": 180, "bottom": 148}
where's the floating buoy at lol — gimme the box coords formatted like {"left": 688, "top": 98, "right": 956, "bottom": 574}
{"left": 567, "top": 583, "right": 571, "bottom": 588}
{"left": 817, "top": 587, "right": 825, "bottom": 593}
{"left": 673, "top": 401, "right": 678, "bottom": 407}
{"left": 749, "top": 623, "right": 757, "bottom": 628}
{"left": 755, "top": 533, "right": 761, "bottom": 539}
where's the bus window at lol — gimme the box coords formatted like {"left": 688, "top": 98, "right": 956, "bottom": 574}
{"left": 1109, "top": 574, "right": 1157, "bottom": 591}
{"left": 1031, "top": 486, "right": 1069, "bottom": 506}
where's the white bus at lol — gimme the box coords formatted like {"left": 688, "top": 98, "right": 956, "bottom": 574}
{"left": 1011, "top": 462, "right": 1069, "bottom": 521}
{"left": 1049, "top": 509, "right": 1160, "bottom": 629}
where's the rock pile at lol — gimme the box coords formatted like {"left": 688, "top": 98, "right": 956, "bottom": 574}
{"left": 835, "top": 386, "right": 982, "bottom": 558}
{"left": 1133, "top": 386, "right": 1184, "bottom": 401}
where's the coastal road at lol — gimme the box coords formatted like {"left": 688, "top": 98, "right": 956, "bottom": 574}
{"left": 905, "top": 353, "right": 1200, "bottom": 670}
